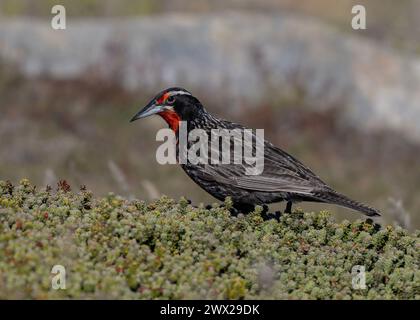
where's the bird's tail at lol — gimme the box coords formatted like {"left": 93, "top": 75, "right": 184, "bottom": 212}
{"left": 312, "top": 189, "right": 381, "bottom": 217}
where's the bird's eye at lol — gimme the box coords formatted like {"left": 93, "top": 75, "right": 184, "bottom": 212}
{"left": 166, "top": 96, "right": 175, "bottom": 105}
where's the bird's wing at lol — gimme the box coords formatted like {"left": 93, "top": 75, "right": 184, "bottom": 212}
{"left": 196, "top": 163, "right": 316, "bottom": 195}
{"left": 233, "top": 175, "right": 315, "bottom": 194}
{"left": 187, "top": 128, "right": 326, "bottom": 195}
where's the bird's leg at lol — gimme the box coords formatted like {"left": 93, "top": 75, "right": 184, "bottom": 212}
{"left": 232, "top": 203, "right": 255, "bottom": 215}
{"left": 285, "top": 201, "right": 292, "bottom": 214}
{"left": 259, "top": 204, "right": 269, "bottom": 220}
{"left": 261, "top": 208, "right": 282, "bottom": 222}
{"left": 262, "top": 204, "right": 269, "bottom": 215}
{"left": 229, "top": 207, "right": 240, "bottom": 217}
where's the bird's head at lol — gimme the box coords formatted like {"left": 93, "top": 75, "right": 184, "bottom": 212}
{"left": 130, "top": 87, "right": 203, "bottom": 132}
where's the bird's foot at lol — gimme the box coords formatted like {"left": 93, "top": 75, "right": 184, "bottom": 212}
{"left": 210, "top": 203, "right": 283, "bottom": 221}
{"left": 261, "top": 210, "right": 282, "bottom": 221}
{"left": 230, "top": 203, "right": 255, "bottom": 216}
{"left": 229, "top": 207, "right": 240, "bottom": 216}
{"left": 284, "top": 201, "right": 292, "bottom": 214}
{"left": 262, "top": 204, "right": 269, "bottom": 214}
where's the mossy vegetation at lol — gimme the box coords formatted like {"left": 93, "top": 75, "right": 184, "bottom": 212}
{"left": 0, "top": 180, "right": 418, "bottom": 299}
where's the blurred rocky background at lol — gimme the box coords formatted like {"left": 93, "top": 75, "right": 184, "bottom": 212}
{"left": 0, "top": 0, "right": 419, "bottom": 229}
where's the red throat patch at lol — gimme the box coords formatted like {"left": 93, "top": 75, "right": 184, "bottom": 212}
{"left": 158, "top": 110, "right": 181, "bottom": 132}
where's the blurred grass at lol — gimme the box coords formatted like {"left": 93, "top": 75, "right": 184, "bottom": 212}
{"left": 0, "top": 0, "right": 159, "bottom": 17}
{"left": 1, "top": 0, "right": 419, "bottom": 54}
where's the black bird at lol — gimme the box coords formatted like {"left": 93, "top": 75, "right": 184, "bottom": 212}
{"left": 131, "top": 87, "right": 380, "bottom": 217}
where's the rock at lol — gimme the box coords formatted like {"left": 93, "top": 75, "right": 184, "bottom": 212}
{"left": 0, "top": 13, "right": 419, "bottom": 143}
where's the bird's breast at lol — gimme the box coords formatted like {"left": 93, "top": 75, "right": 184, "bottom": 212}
{"left": 158, "top": 110, "right": 181, "bottom": 132}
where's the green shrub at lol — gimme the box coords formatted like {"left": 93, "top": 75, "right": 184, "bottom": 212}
{"left": 0, "top": 180, "right": 418, "bottom": 299}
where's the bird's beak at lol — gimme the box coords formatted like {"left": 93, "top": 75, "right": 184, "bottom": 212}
{"left": 130, "top": 100, "right": 166, "bottom": 122}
